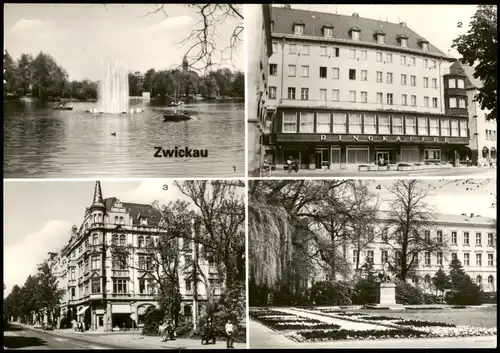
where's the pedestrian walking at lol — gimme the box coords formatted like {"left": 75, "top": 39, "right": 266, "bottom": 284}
{"left": 225, "top": 319, "right": 234, "bottom": 348}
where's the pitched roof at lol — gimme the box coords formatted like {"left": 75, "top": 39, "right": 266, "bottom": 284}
{"left": 270, "top": 7, "right": 447, "bottom": 56}
{"left": 450, "top": 61, "right": 483, "bottom": 89}
{"left": 104, "top": 197, "right": 162, "bottom": 226}
{"left": 379, "top": 210, "right": 495, "bottom": 227}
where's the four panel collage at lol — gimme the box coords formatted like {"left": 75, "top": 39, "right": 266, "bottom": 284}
{"left": 3, "top": 3, "right": 496, "bottom": 350}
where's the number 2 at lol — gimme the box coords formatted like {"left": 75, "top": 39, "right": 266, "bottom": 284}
{"left": 457, "top": 22, "right": 463, "bottom": 28}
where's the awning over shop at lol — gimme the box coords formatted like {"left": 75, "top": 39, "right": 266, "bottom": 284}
{"left": 77, "top": 306, "right": 89, "bottom": 315}
{"left": 112, "top": 304, "right": 131, "bottom": 314}
{"left": 137, "top": 305, "right": 154, "bottom": 315}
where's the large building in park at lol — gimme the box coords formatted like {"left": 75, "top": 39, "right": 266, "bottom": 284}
{"left": 50, "top": 181, "right": 222, "bottom": 331}
{"left": 303, "top": 212, "right": 497, "bottom": 294}
{"left": 263, "top": 5, "right": 474, "bottom": 171}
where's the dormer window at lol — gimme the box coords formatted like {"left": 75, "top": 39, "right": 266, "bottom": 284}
{"left": 397, "top": 34, "right": 409, "bottom": 48}
{"left": 377, "top": 34, "right": 385, "bottom": 44}
{"left": 294, "top": 23, "right": 304, "bottom": 35}
{"left": 323, "top": 25, "right": 333, "bottom": 38}
{"left": 418, "top": 38, "right": 429, "bottom": 51}
{"left": 349, "top": 26, "right": 361, "bottom": 41}
{"left": 139, "top": 217, "right": 148, "bottom": 226}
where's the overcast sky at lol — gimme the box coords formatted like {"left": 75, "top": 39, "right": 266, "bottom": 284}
{"left": 3, "top": 180, "right": 193, "bottom": 296}
{"left": 4, "top": 4, "right": 243, "bottom": 81}
{"left": 282, "top": 4, "right": 479, "bottom": 59}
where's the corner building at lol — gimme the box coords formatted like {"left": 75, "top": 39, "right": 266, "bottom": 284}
{"left": 53, "top": 182, "right": 222, "bottom": 331}
{"left": 264, "top": 6, "right": 471, "bottom": 170}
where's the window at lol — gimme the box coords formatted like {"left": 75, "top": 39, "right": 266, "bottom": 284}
{"left": 137, "top": 236, "right": 144, "bottom": 248}
{"left": 464, "top": 253, "right": 470, "bottom": 266}
{"left": 70, "top": 268, "right": 75, "bottom": 280}
{"left": 349, "top": 90, "right": 356, "bottom": 103}
{"left": 464, "top": 232, "right": 470, "bottom": 245}
{"left": 283, "top": 112, "right": 297, "bottom": 132}
{"left": 366, "top": 250, "right": 374, "bottom": 263}
{"left": 319, "top": 46, "right": 327, "bottom": 56}
{"left": 360, "top": 70, "right": 367, "bottom": 81}
{"left": 432, "top": 98, "right": 438, "bottom": 108}
{"left": 352, "top": 250, "right": 358, "bottom": 265}
{"left": 451, "top": 231, "right": 457, "bottom": 244}
{"left": 269, "top": 64, "right": 277, "bottom": 76}
{"left": 410, "top": 57, "right": 416, "bottom": 66}
{"left": 294, "top": 24, "right": 304, "bottom": 35}
{"left": 459, "top": 120, "right": 467, "bottom": 136}
{"left": 272, "top": 42, "right": 278, "bottom": 52}
{"left": 299, "top": 112, "right": 313, "bottom": 132}
{"left": 269, "top": 86, "right": 277, "bottom": 99}
{"left": 387, "top": 93, "right": 393, "bottom": 105}
{"left": 377, "top": 34, "right": 385, "bottom": 44}
{"left": 349, "top": 49, "right": 356, "bottom": 59}
{"left": 301, "top": 45, "right": 310, "bottom": 55}
{"left": 119, "top": 234, "right": 126, "bottom": 247}
{"left": 458, "top": 98, "right": 466, "bottom": 108}
{"left": 333, "top": 113, "right": 347, "bottom": 133}
{"left": 113, "top": 279, "right": 127, "bottom": 293}
{"left": 91, "top": 279, "right": 101, "bottom": 293}
{"left": 332, "top": 67, "right": 340, "bottom": 79}
{"left": 428, "top": 117, "right": 438, "bottom": 135}
{"left": 364, "top": 114, "right": 376, "bottom": 134}
{"left": 400, "top": 94, "right": 408, "bottom": 106}
{"left": 300, "top": 88, "right": 309, "bottom": 100}
{"left": 301, "top": 65, "right": 309, "bottom": 77}
{"left": 113, "top": 254, "right": 127, "bottom": 269}
{"left": 288, "top": 65, "right": 296, "bottom": 77}
{"left": 387, "top": 72, "right": 393, "bottom": 84}
{"left": 349, "top": 113, "right": 362, "bottom": 134}
{"left": 488, "top": 254, "right": 494, "bottom": 266}
{"left": 378, "top": 115, "right": 390, "bottom": 134}
{"left": 287, "top": 87, "right": 296, "bottom": 100}
{"left": 437, "top": 252, "right": 443, "bottom": 266}
{"left": 423, "top": 96, "right": 430, "bottom": 107}
{"left": 376, "top": 92, "right": 383, "bottom": 104}
{"left": 424, "top": 252, "right": 431, "bottom": 266}
{"left": 476, "top": 253, "right": 482, "bottom": 266}
{"left": 361, "top": 91, "right": 368, "bottom": 103}
{"left": 405, "top": 116, "right": 415, "bottom": 134}
{"left": 452, "top": 253, "right": 457, "bottom": 261}
{"left": 401, "top": 38, "right": 408, "bottom": 47}
{"left": 316, "top": 113, "right": 330, "bottom": 133}
{"left": 436, "top": 230, "right": 443, "bottom": 243}
{"left": 423, "top": 77, "right": 429, "bottom": 88}
{"left": 440, "top": 118, "right": 450, "bottom": 136}
{"left": 91, "top": 255, "right": 100, "bottom": 270}
{"left": 320, "top": 89, "right": 327, "bottom": 101}
{"left": 332, "top": 89, "right": 339, "bottom": 101}
{"left": 386, "top": 53, "right": 392, "bottom": 63}
{"left": 360, "top": 50, "right": 367, "bottom": 60}
{"left": 423, "top": 59, "right": 428, "bottom": 68}
{"left": 457, "top": 79, "right": 465, "bottom": 89}
{"left": 409, "top": 96, "right": 415, "bottom": 108}
{"left": 376, "top": 52, "right": 382, "bottom": 62}
{"left": 349, "top": 69, "right": 356, "bottom": 80}
{"left": 289, "top": 44, "right": 297, "bottom": 54}
{"left": 333, "top": 47, "right": 340, "bottom": 57}
{"left": 432, "top": 78, "right": 437, "bottom": 88}
{"left": 476, "top": 275, "right": 482, "bottom": 285}
{"left": 401, "top": 55, "right": 406, "bottom": 65}
{"left": 448, "top": 78, "right": 456, "bottom": 88}
{"left": 449, "top": 97, "right": 457, "bottom": 108}
{"left": 324, "top": 27, "right": 333, "bottom": 37}
{"left": 317, "top": 66, "right": 327, "bottom": 78}
{"left": 92, "top": 234, "right": 99, "bottom": 246}
{"left": 488, "top": 233, "right": 494, "bottom": 246}
{"left": 476, "top": 233, "right": 482, "bottom": 245}
{"left": 377, "top": 71, "right": 383, "bottom": 83}
{"left": 424, "top": 275, "right": 431, "bottom": 284}
{"left": 381, "top": 250, "right": 388, "bottom": 264}
{"left": 352, "top": 31, "right": 360, "bottom": 40}
{"left": 425, "top": 230, "right": 431, "bottom": 242}
{"left": 401, "top": 74, "right": 407, "bottom": 85}
{"left": 424, "top": 148, "right": 440, "bottom": 161}
{"left": 392, "top": 116, "right": 403, "bottom": 134}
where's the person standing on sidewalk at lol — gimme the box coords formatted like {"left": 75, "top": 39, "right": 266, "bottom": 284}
{"left": 225, "top": 319, "right": 234, "bottom": 348}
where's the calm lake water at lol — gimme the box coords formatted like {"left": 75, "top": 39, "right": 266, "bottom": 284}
{"left": 3, "top": 99, "right": 244, "bottom": 178}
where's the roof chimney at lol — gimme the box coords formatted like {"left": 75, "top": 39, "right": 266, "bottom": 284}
{"left": 352, "top": 13, "right": 359, "bottom": 17}
{"left": 400, "top": 22, "right": 406, "bottom": 27}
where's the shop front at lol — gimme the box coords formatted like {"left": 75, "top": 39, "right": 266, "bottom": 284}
{"left": 269, "top": 133, "right": 469, "bottom": 170}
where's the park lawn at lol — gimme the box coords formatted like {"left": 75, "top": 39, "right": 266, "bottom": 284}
{"left": 355, "top": 307, "right": 497, "bottom": 328}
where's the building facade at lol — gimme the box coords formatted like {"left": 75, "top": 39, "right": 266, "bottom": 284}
{"left": 305, "top": 212, "right": 497, "bottom": 294}
{"left": 264, "top": 6, "right": 472, "bottom": 170}
{"left": 52, "top": 181, "right": 222, "bottom": 332}
{"left": 447, "top": 61, "right": 497, "bottom": 166}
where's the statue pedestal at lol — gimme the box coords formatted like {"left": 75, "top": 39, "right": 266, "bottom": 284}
{"left": 365, "top": 282, "right": 405, "bottom": 310}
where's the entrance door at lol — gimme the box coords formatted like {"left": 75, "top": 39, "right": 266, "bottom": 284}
{"left": 376, "top": 151, "right": 389, "bottom": 166}
{"left": 315, "top": 151, "right": 322, "bottom": 169}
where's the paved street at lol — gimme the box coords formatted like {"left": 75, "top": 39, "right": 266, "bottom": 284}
{"left": 268, "top": 166, "right": 496, "bottom": 178}
{"left": 4, "top": 323, "right": 246, "bottom": 350}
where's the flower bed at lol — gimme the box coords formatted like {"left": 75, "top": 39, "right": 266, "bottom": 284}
{"left": 252, "top": 312, "right": 341, "bottom": 331}
{"left": 394, "top": 320, "right": 456, "bottom": 327}
{"left": 287, "top": 328, "right": 431, "bottom": 342}
{"left": 249, "top": 309, "right": 292, "bottom": 319}
{"left": 361, "top": 316, "right": 399, "bottom": 321}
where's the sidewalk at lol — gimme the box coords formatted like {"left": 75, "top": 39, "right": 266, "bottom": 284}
{"left": 15, "top": 323, "right": 246, "bottom": 349}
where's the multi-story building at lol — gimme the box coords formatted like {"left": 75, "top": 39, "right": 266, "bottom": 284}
{"left": 303, "top": 212, "right": 496, "bottom": 294}
{"left": 248, "top": 4, "right": 274, "bottom": 176}
{"left": 446, "top": 61, "right": 497, "bottom": 166}
{"left": 264, "top": 6, "right": 473, "bottom": 170}
{"left": 53, "top": 181, "right": 221, "bottom": 332}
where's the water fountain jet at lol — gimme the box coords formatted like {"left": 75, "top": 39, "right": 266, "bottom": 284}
{"left": 98, "top": 61, "right": 129, "bottom": 114}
